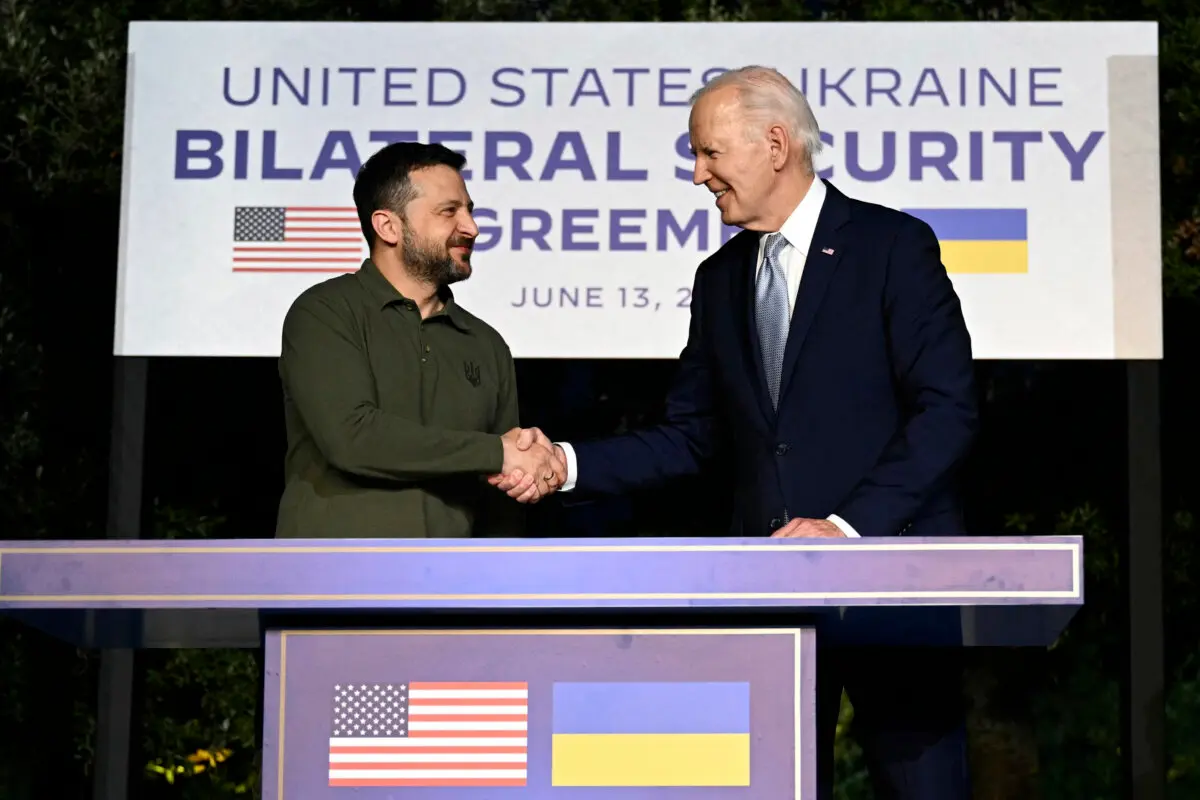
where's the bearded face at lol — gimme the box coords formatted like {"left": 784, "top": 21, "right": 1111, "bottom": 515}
{"left": 400, "top": 219, "right": 474, "bottom": 287}
{"left": 366, "top": 163, "right": 480, "bottom": 289}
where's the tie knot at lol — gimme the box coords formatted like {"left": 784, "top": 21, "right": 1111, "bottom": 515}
{"left": 764, "top": 232, "right": 787, "bottom": 262}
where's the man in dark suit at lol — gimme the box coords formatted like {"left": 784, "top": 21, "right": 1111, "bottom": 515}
{"left": 490, "top": 65, "right": 978, "bottom": 799}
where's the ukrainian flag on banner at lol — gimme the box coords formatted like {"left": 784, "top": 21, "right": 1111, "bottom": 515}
{"left": 902, "top": 208, "right": 1029, "bottom": 274}
{"left": 550, "top": 681, "right": 751, "bottom": 787}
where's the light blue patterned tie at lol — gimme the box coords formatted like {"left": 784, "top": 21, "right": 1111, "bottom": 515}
{"left": 755, "top": 233, "right": 790, "bottom": 408}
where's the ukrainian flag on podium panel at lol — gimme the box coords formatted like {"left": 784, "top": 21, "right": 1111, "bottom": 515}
{"left": 902, "top": 208, "right": 1029, "bottom": 274}
{"left": 550, "top": 681, "right": 751, "bottom": 787}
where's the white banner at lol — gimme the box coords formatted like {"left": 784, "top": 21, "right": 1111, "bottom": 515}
{"left": 115, "top": 21, "right": 1162, "bottom": 359}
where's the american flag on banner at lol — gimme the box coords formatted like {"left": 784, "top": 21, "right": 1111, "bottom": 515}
{"left": 231, "top": 206, "right": 365, "bottom": 273}
{"left": 327, "top": 681, "right": 529, "bottom": 787}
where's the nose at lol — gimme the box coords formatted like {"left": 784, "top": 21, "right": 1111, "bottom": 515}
{"left": 692, "top": 157, "right": 711, "bottom": 187}
{"left": 458, "top": 209, "right": 479, "bottom": 239}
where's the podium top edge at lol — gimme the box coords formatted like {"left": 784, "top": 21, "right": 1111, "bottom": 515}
{"left": 0, "top": 535, "right": 1084, "bottom": 554}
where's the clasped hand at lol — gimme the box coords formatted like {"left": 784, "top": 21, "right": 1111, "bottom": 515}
{"left": 489, "top": 427, "right": 566, "bottom": 503}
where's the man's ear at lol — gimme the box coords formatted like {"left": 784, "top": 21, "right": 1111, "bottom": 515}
{"left": 766, "top": 124, "right": 789, "bottom": 171}
{"left": 371, "top": 210, "right": 402, "bottom": 246}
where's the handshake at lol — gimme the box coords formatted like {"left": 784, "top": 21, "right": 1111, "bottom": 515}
{"left": 488, "top": 427, "right": 567, "bottom": 503}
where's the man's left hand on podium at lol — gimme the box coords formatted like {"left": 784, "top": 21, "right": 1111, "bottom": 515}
{"left": 771, "top": 518, "right": 847, "bottom": 538}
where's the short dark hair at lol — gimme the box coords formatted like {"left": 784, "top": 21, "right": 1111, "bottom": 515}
{"left": 353, "top": 141, "right": 467, "bottom": 247}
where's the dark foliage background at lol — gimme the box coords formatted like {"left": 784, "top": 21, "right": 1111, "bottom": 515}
{"left": 1, "top": 0, "right": 1198, "bottom": 797}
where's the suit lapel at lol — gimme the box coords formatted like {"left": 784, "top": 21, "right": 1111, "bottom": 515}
{"left": 777, "top": 182, "right": 852, "bottom": 404}
{"left": 726, "top": 232, "right": 776, "bottom": 426}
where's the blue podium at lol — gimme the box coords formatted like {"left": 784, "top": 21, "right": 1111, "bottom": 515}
{"left": 0, "top": 536, "right": 1082, "bottom": 798}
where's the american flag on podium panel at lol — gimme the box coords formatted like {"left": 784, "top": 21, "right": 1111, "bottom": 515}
{"left": 231, "top": 205, "right": 365, "bottom": 273}
{"left": 327, "top": 681, "right": 529, "bottom": 787}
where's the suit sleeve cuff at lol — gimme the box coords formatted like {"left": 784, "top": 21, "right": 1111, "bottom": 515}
{"left": 827, "top": 514, "right": 860, "bottom": 538}
{"left": 556, "top": 441, "right": 578, "bottom": 492}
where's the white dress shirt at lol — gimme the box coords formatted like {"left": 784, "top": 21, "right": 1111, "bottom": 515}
{"left": 556, "top": 178, "right": 860, "bottom": 537}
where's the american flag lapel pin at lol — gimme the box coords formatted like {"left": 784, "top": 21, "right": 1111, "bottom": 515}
{"left": 821, "top": 247, "right": 835, "bottom": 255}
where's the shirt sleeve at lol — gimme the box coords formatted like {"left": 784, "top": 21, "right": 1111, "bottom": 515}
{"left": 556, "top": 441, "right": 579, "bottom": 492}
{"left": 280, "top": 292, "right": 503, "bottom": 481}
{"left": 827, "top": 514, "right": 861, "bottom": 537}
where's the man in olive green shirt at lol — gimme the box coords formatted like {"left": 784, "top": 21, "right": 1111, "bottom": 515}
{"left": 274, "top": 142, "right": 563, "bottom": 539}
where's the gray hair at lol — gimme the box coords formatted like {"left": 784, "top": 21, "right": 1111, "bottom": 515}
{"left": 690, "top": 66, "right": 824, "bottom": 172}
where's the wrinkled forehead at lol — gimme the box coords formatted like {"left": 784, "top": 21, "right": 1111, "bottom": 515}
{"left": 689, "top": 87, "right": 746, "bottom": 138}
{"left": 691, "top": 94, "right": 744, "bottom": 151}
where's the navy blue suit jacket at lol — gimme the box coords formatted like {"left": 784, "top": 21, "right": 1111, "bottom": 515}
{"left": 569, "top": 180, "right": 979, "bottom": 538}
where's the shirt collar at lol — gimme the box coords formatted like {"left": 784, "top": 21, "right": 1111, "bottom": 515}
{"left": 356, "top": 258, "right": 472, "bottom": 331}
{"left": 758, "top": 177, "right": 827, "bottom": 258}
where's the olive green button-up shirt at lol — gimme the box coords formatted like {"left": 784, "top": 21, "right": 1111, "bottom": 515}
{"left": 274, "top": 259, "right": 523, "bottom": 539}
